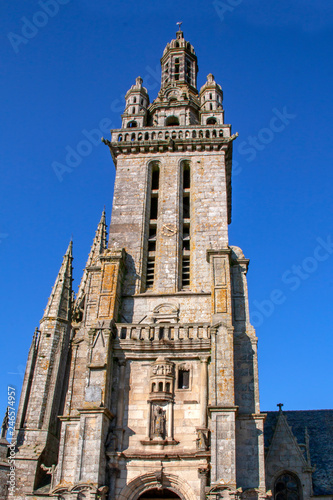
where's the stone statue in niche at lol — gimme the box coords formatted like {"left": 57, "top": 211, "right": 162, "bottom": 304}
{"left": 196, "top": 428, "right": 209, "bottom": 450}
{"left": 153, "top": 406, "right": 166, "bottom": 438}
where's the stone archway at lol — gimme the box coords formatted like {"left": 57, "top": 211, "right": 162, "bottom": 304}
{"left": 118, "top": 472, "right": 196, "bottom": 500}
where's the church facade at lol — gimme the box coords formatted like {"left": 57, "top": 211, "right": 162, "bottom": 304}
{"left": 2, "top": 29, "right": 332, "bottom": 500}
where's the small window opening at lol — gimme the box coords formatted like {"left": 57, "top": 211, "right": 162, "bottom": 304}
{"left": 175, "top": 57, "right": 180, "bottom": 80}
{"left": 120, "top": 327, "right": 127, "bottom": 340}
{"left": 183, "top": 225, "right": 190, "bottom": 251}
{"left": 127, "top": 121, "right": 137, "bottom": 128}
{"left": 181, "top": 257, "right": 190, "bottom": 288}
{"left": 183, "top": 168, "right": 190, "bottom": 189}
{"left": 152, "top": 168, "right": 160, "bottom": 190}
{"left": 159, "top": 327, "right": 165, "bottom": 340}
{"left": 178, "top": 369, "right": 190, "bottom": 389}
{"left": 166, "top": 382, "right": 170, "bottom": 392}
{"left": 210, "top": 103, "right": 213, "bottom": 110}
{"left": 166, "top": 116, "right": 180, "bottom": 126}
{"left": 158, "top": 382, "right": 163, "bottom": 392}
{"left": 209, "top": 93, "right": 212, "bottom": 100}
{"left": 183, "top": 195, "right": 190, "bottom": 219}
{"left": 146, "top": 258, "right": 155, "bottom": 288}
{"left": 140, "top": 98, "right": 143, "bottom": 105}
{"left": 207, "top": 117, "right": 217, "bottom": 125}
{"left": 148, "top": 227, "right": 156, "bottom": 252}
{"left": 133, "top": 97, "right": 137, "bottom": 103}
{"left": 152, "top": 383, "right": 156, "bottom": 392}
{"left": 132, "top": 107, "right": 135, "bottom": 114}
{"left": 150, "top": 196, "right": 158, "bottom": 220}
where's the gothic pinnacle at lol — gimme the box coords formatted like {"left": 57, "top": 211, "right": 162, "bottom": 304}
{"left": 42, "top": 240, "right": 73, "bottom": 321}
{"left": 75, "top": 210, "right": 108, "bottom": 306}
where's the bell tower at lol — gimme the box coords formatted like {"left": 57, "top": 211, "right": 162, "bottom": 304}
{"left": 11, "top": 28, "right": 267, "bottom": 500}
{"left": 100, "top": 28, "right": 266, "bottom": 500}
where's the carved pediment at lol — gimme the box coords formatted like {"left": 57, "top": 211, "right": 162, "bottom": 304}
{"left": 149, "top": 303, "right": 179, "bottom": 323}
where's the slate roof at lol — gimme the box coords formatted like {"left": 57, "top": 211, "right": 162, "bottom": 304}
{"left": 264, "top": 410, "right": 333, "bottom": 496}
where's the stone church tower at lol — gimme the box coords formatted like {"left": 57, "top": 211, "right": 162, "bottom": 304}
{"left": 10, "top": 29, "right": 267, "bottom": 500}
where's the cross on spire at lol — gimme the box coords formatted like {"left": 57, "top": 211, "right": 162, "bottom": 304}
{"left": 176, "top": 21, "right": 183, "bottom": 32}
{"left": 277, "top": 403, "right": 284, "bottom": 412}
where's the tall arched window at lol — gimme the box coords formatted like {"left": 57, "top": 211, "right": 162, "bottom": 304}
{"left": 274, "top": 472, "right": 301, "bottom": 500}
{"left": 144, "top": 162, "right": 160, "bottom": 290}
{"left": 180, "top": 160, "right": 191, "bottom": 289}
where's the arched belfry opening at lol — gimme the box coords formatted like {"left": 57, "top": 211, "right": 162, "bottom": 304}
{"left": 139, "top": 488, "right": 181, "bottom": 499}
{"left": 165, "top": 115, "right": 180, "bottom": 126}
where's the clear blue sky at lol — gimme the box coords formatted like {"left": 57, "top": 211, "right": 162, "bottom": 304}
{"left": 1, "top": 0, "right": 332, "bottom": 420}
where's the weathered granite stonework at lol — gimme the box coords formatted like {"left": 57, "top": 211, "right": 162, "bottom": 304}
{"left": 3, "top": 28, "right": 332, "bottom": 500}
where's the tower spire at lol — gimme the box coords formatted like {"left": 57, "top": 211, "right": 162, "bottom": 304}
{"left": 76, "top": 210, "right": 108, "bottom": 306}
{"left": 43, "top": 240, "right": 73, "bottom": 321}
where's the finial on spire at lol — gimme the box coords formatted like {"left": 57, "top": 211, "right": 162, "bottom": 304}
{"left": 176, "top": 21, "right": 183, "bottom": 32}
{"left": 66, "top": 239, "right": 73, "bottom": 256}
{"left": 277, "top": 403, "right": 284, "bottom": 412}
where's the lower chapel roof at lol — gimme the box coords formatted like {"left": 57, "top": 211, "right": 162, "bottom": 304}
{"left": 264, "top": 410, "right": 333, "bottom": 496}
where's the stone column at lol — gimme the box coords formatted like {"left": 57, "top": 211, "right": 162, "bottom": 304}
{"left": 167, "top": 402, "right": 174, "bottom": 440}
{"left": 147, "top": 401, "right": 152, "bottom": 439}
{"left": 200, "top": 356, "right": 209, "bottom": 428}
{"left": 198, "top": 467, "right": 209, "bottom": 500}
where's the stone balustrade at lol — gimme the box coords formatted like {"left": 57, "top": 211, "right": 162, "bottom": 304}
{"left": 116, "top": 323, "right": 211, "bottom": 341}
{"left": 111, "top": 125, "right": 230, "bottom": 144}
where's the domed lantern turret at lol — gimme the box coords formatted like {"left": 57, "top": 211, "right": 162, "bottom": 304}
{"left": 160, "top": 25, "right": 198, "bottom": 90}
{"left": 121, "top": 76, "right": 150, "bottom": 129}
{"left": 199, "top": 73, "right": 224, "bottom": 125}
{"left": 149, "top": 25, "right": 201, "bottom": 127}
